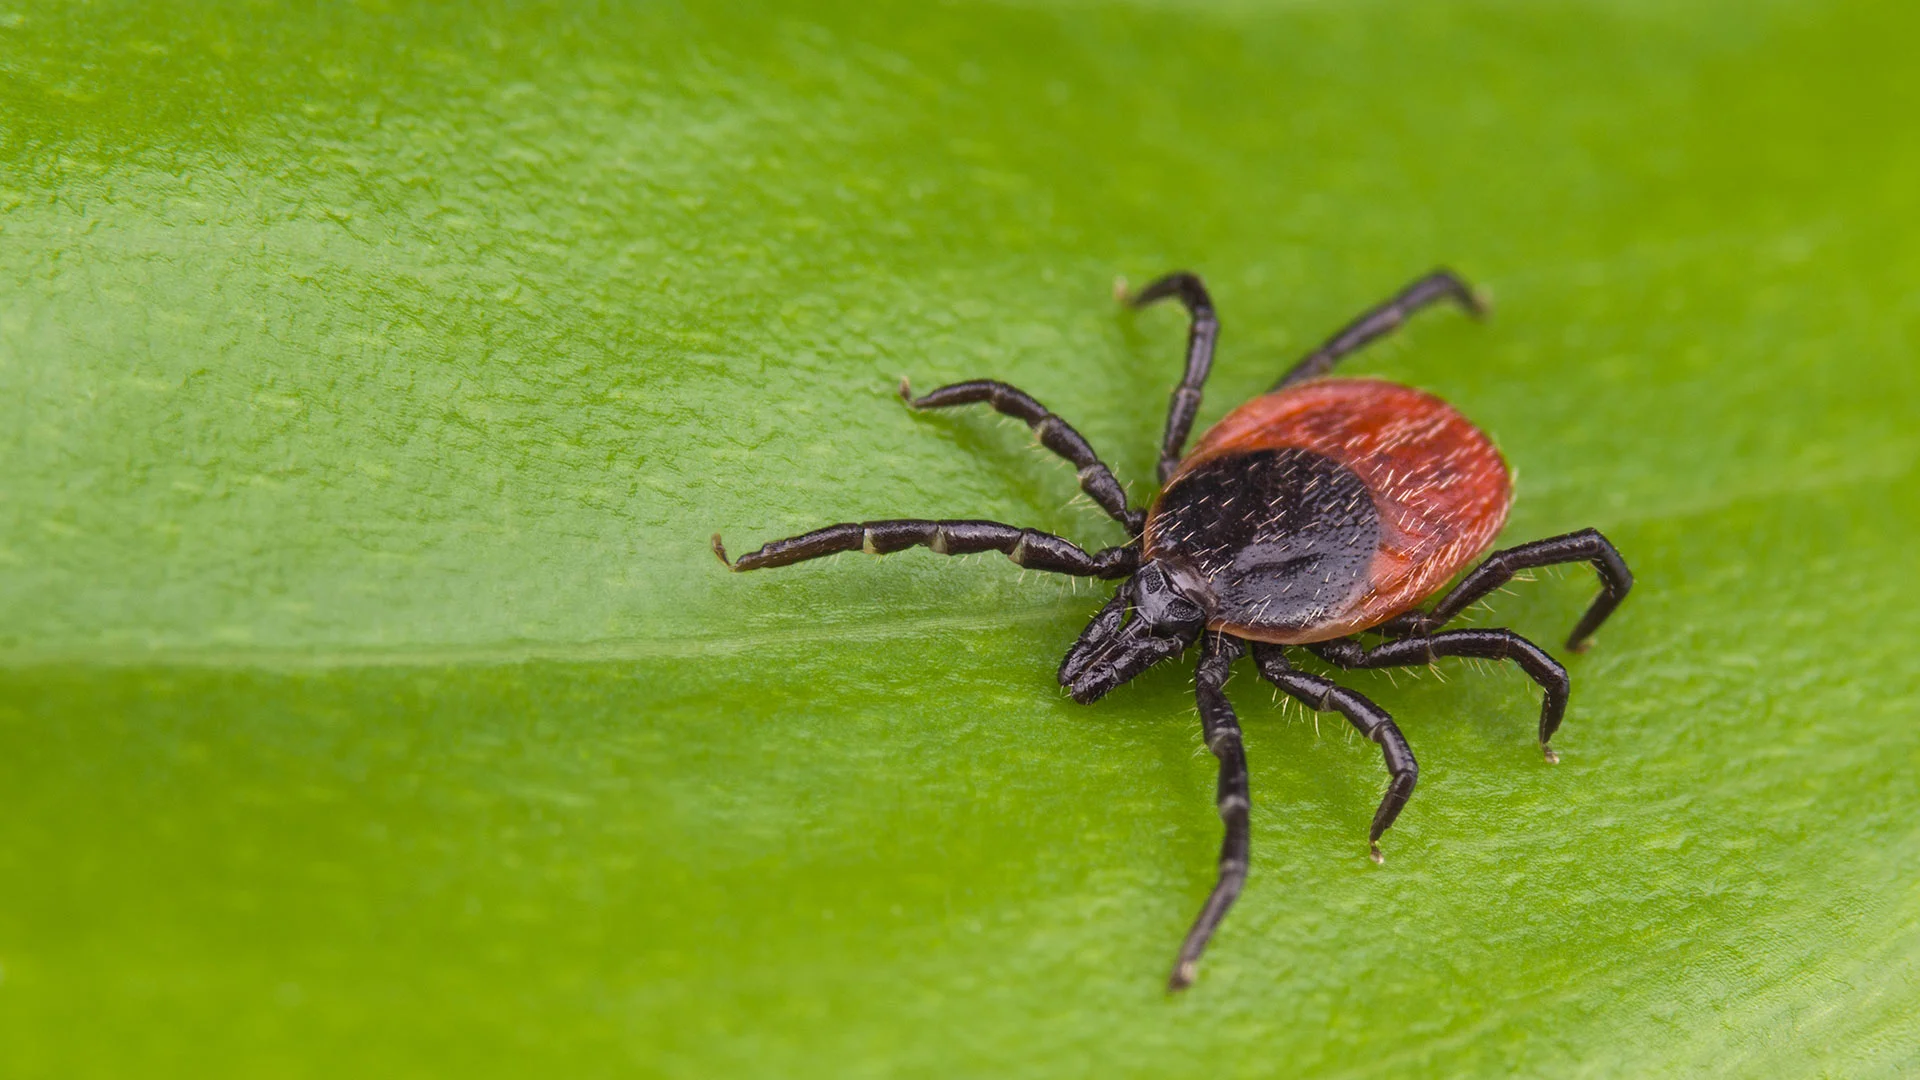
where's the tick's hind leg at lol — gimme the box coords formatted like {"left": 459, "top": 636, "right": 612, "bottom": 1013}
{"left": 1169, "top": 633, "right": 1251, "bottom": 992}
{"left": 1119, "top": 272, "right": 1219, "bottom": 485}
{"left": 901, "top": 379, "right": 1141, "bottom": 534}
{"left": 1312, "top": 629, "right": 1571, "bottom": 762}
{"left": 1251, "top": 644, "right": 1417, "bottom": 862}
{"left": 1273, "top": 269, "right": 1486, "bottom": 390}
{"left": 1386, "top": 528, "right": 1633, "bottom": 651}
{"left": 713, "top": 519, "right": 1138, "bottom": 577}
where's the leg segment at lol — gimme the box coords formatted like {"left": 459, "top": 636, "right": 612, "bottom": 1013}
{"left": 1311, "top": 629, "right": 1571, "bottom": 761}
{"left": 1169, "top": 632, "right": 1250, "bottom": 992}
{"left": 1122, "top": 272, "right": 1220, "bottom": 485}
{"left": 902, "top": 379, "right": 1142, "bottom": 534}
{"left": 1389, "top": 528, "right": 1633, "bottom": 652}
{"left": 1273, "top": 268, "right": 1486, "bottom": 390}
{"left": 713, "top": 520, "right": 1138, "bottom": 578}
{"left": 1251, "top": 644, "right": 1417, "bottom": 862}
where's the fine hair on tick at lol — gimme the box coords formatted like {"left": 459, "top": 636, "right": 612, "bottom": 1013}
{"left": 714, "top": 269, "right": 1633, "bottom": 991}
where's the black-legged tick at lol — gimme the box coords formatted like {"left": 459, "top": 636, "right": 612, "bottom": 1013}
{"left": 713, "top": 270, "right": 1633, "bottom": 990}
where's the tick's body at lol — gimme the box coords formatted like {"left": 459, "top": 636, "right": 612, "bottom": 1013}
{"left": 714, "top": 269, "right": 1632, "bottom": 991}
{"left": 1149, "top": 378, "right": 1511, "bottom": 643}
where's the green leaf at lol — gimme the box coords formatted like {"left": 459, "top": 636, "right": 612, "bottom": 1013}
{"left": 5, "top": 0, "right": 1919, "bottom": 1074}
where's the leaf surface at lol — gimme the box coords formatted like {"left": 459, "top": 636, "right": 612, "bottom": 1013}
{"left": 4, "top": 1, "right": 1919, "bottom": 1075}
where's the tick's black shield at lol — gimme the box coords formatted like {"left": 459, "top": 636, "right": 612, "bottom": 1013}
{"left": 1147, "top": 447, "right": 1381, "bottom": 635}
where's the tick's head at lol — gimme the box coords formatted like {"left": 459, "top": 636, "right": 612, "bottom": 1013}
{"left": 1058, "top": 560, "right": 1209, "bottom": 704}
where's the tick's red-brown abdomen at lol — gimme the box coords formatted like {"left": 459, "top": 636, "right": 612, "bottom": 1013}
{"left": 1153, "top": 377, "right": 1512, "bottom": 642}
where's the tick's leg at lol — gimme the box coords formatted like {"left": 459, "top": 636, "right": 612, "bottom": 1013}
{"left": 1312, "top": 629, "right": 1570, "bottom": 762}
{"left": 713, "top": 520, "right": 1138, "bottom": 578}
{"left": 1251, "top": 643, "right": 1417, "bottom": 863}
{"left": 1120, "top": 272, "right": 1219, "bottom": 485}
{"left": 1273, "top": 269, "right": 1486, "bottom": 390}
{"left": 902, "top": 379, "right": 1142, "bottom": 534}
{"left": 1386, "top": 528, "right": 1633, "bottom": 652}
{"left": 1169, "top": 633, "right": 1251, "bottom": 992}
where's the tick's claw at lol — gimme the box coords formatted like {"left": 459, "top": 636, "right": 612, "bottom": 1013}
{"left": 1543, "top": 744, "right": 1561, "bottom": 764}
{"left": 710, "top": 533, "right": 734, "bottom": 569}
{"left": 898, "top": 376, "right": 914, "bottom": 403}
{"left": 1167, "top": 960, "right": 1197, "bottom": 992}
{"left": 1369, "top": 842, "right": 1384, "bottom": 865}
{"left": 1113, "top": 275, "right": 1131, "bottom": 304}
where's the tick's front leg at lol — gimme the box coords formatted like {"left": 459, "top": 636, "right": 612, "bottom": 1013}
{"left": 1168, "top": 632, "right": 1250, "bottom": 992}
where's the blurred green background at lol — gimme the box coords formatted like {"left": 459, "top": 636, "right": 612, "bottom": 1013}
{"left": 5, "top": 0, "right": 1919, "bottom": 1075}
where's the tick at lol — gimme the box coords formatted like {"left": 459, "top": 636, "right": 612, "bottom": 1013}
{"left": 712, "top": 270, "right": 1632, "bottom": 990}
